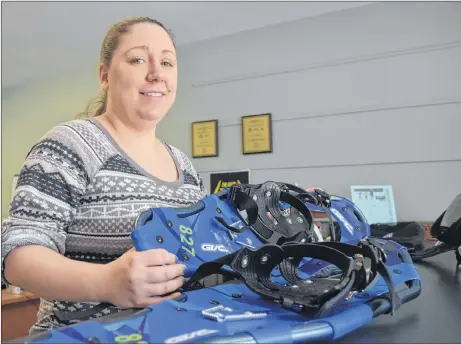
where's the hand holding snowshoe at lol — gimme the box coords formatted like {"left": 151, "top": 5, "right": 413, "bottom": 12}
{"left": 103, "top": 247, "right": 186, "bottom": 308}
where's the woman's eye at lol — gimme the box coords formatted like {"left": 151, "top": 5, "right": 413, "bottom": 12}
{"left": 162, "top": 61, "right": 174, "bottom": 67}
{"left": 132, "top": 58, "right": 146, "bottom": 64}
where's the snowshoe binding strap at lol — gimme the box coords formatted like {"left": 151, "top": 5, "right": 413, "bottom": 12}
{"left": 229, "top": 181, "right": 315, "bottom": 245}
{"left": 278, "top": 183, "right": 332, "bottom": 208}
{"left": 277, "top": 183, "right": 337, "bottom": 242}
{"left": 212, "top": 185, "right": 260, "bottom": 233}
{"left": 302, "top": 237, "right": 401, "bottom": 315}
{"left": 182, "top": 237, "right": 399, "bottom": 318}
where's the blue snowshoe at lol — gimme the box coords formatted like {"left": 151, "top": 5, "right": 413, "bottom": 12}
{"left": 130, "top": 181, "right": 419, "bottom": 313}
{"left": 131, "top": 182, "right": 335, "bottom": 279}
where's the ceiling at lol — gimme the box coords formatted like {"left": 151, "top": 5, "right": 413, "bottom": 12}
{"left": 2, "top": 1, "right": 372, "bottom": 88}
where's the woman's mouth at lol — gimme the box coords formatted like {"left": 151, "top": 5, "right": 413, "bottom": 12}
{"left": 140, "top": 91, "right": 164, "bottom": 97}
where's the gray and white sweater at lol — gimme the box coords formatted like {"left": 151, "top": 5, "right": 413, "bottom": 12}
{"left": 1, "top": 118, "right": 207, "bottom": 334}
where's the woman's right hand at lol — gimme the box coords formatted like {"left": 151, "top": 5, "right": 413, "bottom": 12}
{"left": 103, "top": 247, "right": 186, "bottom": 309}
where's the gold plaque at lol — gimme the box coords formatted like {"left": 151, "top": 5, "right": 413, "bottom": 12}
{"left": 242, "top": 113, "right": 272, "bottom": 154}
{"left": 192, "top": 120, "right": 218, "bottom": 158}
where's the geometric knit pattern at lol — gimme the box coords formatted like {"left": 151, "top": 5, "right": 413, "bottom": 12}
{"left": 1, "top": 118, "right": 207, "bottom": 334}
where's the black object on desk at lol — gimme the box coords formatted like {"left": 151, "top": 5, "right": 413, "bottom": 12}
{"left": 338, "top": 250, "right": 461, "bottom": 343}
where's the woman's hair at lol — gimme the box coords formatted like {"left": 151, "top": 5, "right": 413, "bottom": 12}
{"left": 78, "top": 17, "right": 175, "bottom": 118}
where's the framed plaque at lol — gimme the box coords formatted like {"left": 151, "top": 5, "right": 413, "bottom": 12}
{"left": 192, "top": 120, "right": 218, "bottom": 158}
{"left": 241, "top": 113, "right": 273, "bottom": 154}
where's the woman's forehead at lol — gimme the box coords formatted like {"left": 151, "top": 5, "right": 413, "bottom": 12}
{"left": 117, "top": 23, "right": 175, "bottom": 53}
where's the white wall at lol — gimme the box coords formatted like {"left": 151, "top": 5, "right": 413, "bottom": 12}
{"left": 162, "top": 1, "right": 461, "bottom": 222}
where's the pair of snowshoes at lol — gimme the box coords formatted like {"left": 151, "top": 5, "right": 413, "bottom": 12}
{"left": 14, "top": 181, "right": 422, "bottom": 344}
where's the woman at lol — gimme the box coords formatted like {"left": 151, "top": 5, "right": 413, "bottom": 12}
{"left": 1, "top": 17, "right": 206, "bottom": 334}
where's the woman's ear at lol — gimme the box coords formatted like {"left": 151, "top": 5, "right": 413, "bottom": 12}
{"left": 99, "top": 63, "right": 109, "bottom": 92}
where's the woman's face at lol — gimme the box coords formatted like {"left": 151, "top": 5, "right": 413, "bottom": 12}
{"left": 101, "top": 23, "right": 178, "bottom": 125}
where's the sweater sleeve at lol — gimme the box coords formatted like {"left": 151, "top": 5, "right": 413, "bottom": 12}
{"left": 1, "top": 124, "right": 90, "bottom": 285}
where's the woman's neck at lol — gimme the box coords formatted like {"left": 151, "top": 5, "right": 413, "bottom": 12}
{"left": 96, "top": 112, "right": 160, "bottom": 152}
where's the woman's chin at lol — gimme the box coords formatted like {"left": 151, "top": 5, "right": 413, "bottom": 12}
{"left": 137, "top": 110, "right": 167, "bottom": 124}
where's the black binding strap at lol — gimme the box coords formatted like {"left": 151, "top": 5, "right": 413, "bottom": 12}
{"left": 311, "top": 238, "right": 401, "bottom": 315}
{"left": 278, "top": 183, "right": 337, "bottom": 242}
{"left": 214, "top": 186, "right": 260, "bottom": 233}
{"left": 227, "top": 186, "right": 260, "bottom": 226}
{"left": 182, "top": 239, "right": 392, "bottom": 317}
{"left": 231, "top": 182, "right": 315, "bottom": 245}
{"left": 280, "top": 237, "right": 401, "bottom": 315}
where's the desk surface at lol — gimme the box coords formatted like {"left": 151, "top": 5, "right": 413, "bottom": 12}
{"left": 2, "top": 290, "right": 39, "bottom": 306}
{"left": 339, "top": 250, "right": 461, "bottom": 343}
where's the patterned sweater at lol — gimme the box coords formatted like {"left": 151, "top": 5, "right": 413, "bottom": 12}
{"left": 1, "top": 118, "right": 207, "bottom": 334}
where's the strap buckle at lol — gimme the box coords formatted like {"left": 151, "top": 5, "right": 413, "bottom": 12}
{"left": 352, "top": 254, "right": 369, "bottom": 290}
{"left": 202, "top": 305, "right": 267, "bottom": 322}
{"left": 359, "top": 237, "right": 388, "bottom": 264}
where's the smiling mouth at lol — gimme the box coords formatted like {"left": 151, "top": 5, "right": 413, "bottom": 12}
{"left": 140, "top": 92, "right": 165, "bottom": 97}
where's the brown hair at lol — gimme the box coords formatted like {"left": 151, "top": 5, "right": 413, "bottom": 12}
{"left": 78, "top": 17, "right": 175, "bottom": 118}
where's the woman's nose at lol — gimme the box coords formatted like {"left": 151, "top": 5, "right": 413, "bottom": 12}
{"left": 146, "top": 73, "right": 165, "bottom": 83}
{"left": 146, "top": 62, "right": 166, "bottom": 83}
